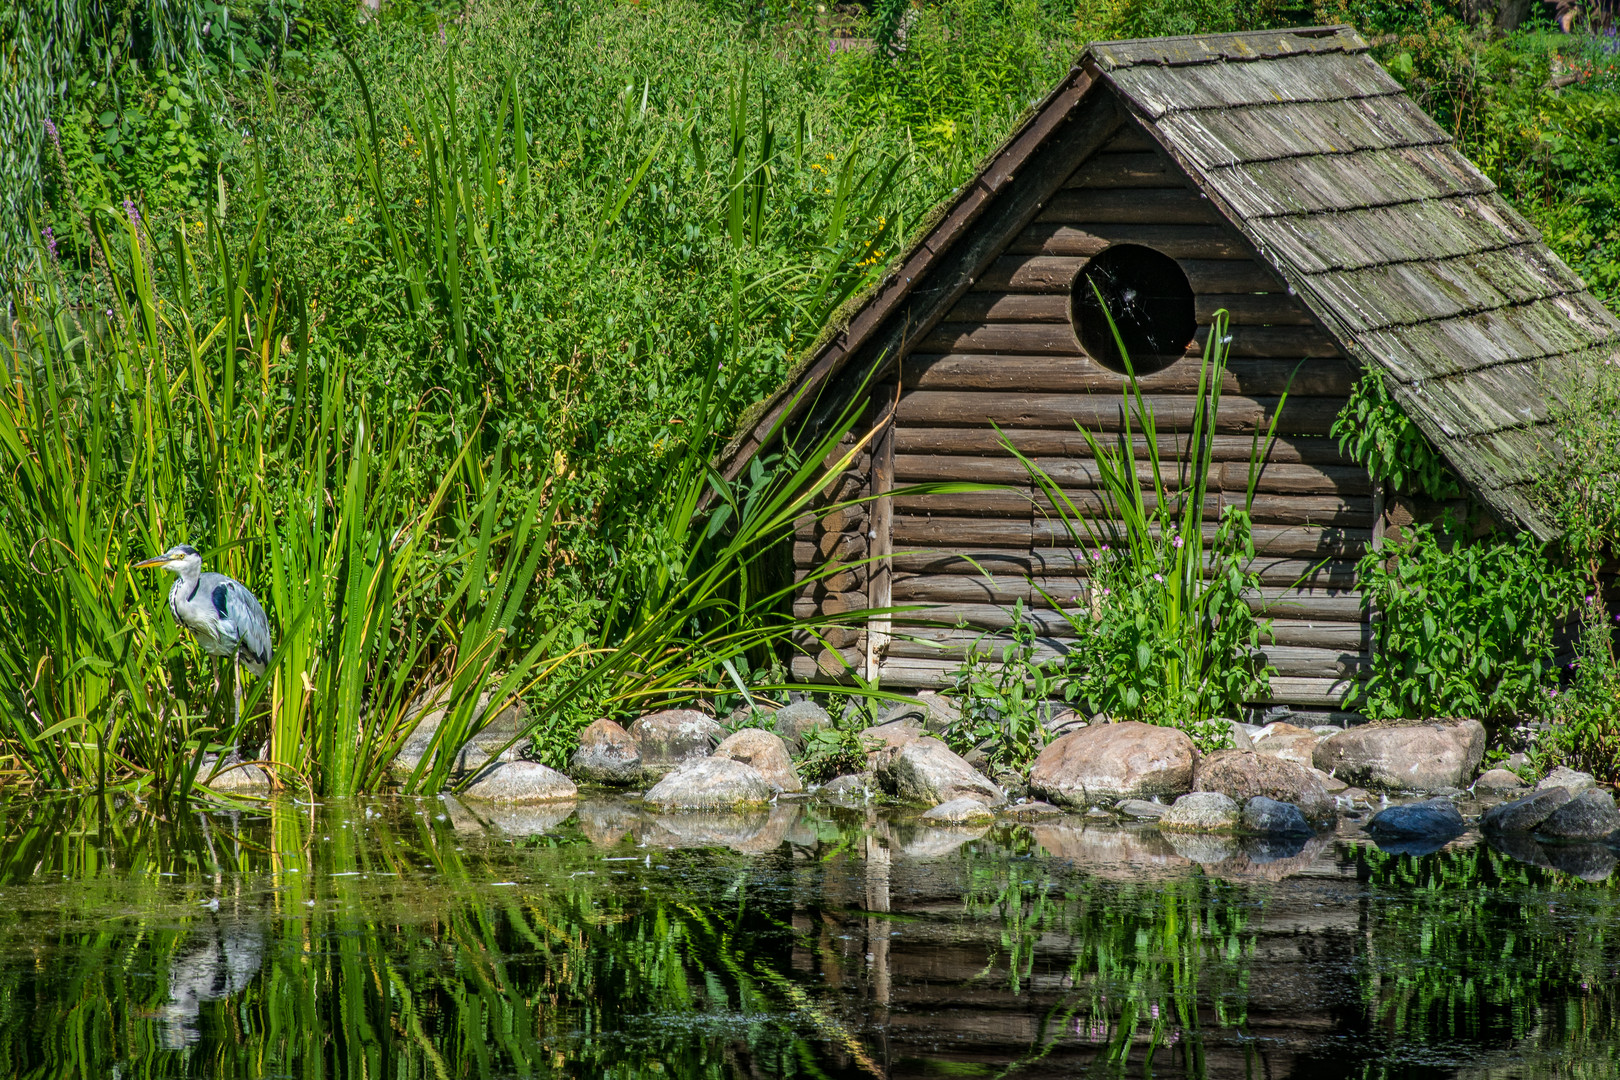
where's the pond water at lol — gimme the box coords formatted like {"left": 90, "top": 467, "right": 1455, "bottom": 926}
{"left": 0, "top": 794, "right": 1616, "bottom": 1079}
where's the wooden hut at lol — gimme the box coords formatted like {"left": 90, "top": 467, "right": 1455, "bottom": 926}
{"left": 717, "top": 25, "right": 1620, "bottom": 716}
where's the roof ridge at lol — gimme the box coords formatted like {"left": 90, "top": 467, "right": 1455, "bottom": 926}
{"left": 1086, "top": 25, "right": 1367, "bottom": 70}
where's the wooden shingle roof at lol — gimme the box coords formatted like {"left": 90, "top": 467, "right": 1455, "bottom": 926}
{"left": 1093, "top": 25, "right": 1620, "bottom": 537}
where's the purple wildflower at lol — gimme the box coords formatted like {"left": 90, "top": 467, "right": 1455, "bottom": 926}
{"left": 44, "top": 117, "right": 60, "bottom": 149}
{"left": 124, "top": 197, "right": 140, "bottom": 228}
{"left": 1172, "top": 535, "right": 1184, "bottom": 549}
{"left": 42, "top": 225, "right": 57, "bottom": 260}
{"left": 1152, "top": 573, "right": 1164, "bottom": 582}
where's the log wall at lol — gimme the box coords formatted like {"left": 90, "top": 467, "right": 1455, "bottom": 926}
{"left": 793, "top": 124, "right": 1374, "bottom": 710}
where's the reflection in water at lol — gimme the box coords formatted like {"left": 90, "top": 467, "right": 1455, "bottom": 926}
{"left": 0, "top": 794, "right": 1613, "bottom": 1078}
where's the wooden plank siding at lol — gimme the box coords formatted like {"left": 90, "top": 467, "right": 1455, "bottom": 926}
{"left": 844, "top": 125, "right": 1373, "bottom": 707}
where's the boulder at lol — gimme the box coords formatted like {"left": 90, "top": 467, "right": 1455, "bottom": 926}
{"left": 875, "top": 694, "right": 957, "bottom": 734}
{"left": 643, "top": 757, "right": 776, "bottom": 810}
{"left": 1474, "top": 768, "right": 1528, "bottom": 793}
{"left": 1536, "top": 766, "right": 1598, "bottom": 796}
{"left": 1537, "top": 788, "right": 1620, "bottom": 841}
{"left": 771, "top": 700, "right": 831, "bottom": 754}
{"left": 199, "top": 756, "right": 272, "bottom": 796}
{"left": 1480, "top": 787, "right": 1571, "bottom": 835}
{"left": 1002, "top": 801, "right": 1063, "bottom": 819}
{"left": 879, "top": 738, "right": 1005, "bottom": 807}
{"left": 1027, "top": 722, "right": 1197, "bottom": 808}
{"left": 1159, "top": 792, "right": 1241, "bottom": 833}
{"left": 1314, "top": 768, "right": 1349, "bottom": 794}
{"left": 394, "top": 688, "right": 527, "bottom": 778}
{"left": 922, "top": 798, "right": 996, "bottom": 824}
{"left": 1313, "top": 720, "right": 1486, "bottom": 792}
{"left": 1116, "top": 799, "right": 1168, "bottom": 821}
{"left": 569, "top": 719, "right": 643, "bottom": 784}
{"left": 1241, "top": 796, "right": 1313, "bottom": 837}
{"left": 461, "top": 761, "right": 579, "bottom": 804}
{"left": 859, "top": 719, "right": 925, "bottom": 769}
{"left": 713, "top": 729, "right": 803, "bottom": 793}
{"left": 818, "top": 774, "right": 872, "bottom": 799}
{"left": 1365, "top": 797, "right": 1464, "bottom": 854}
{"left": 1195, "top": 749, "right": 1334, "bottom": 822}
{"left": 1251, "top": 722, "right": 1323, "bottom": 769}
{"left": 629, "top": 709, "right": 723, "bottom": 768}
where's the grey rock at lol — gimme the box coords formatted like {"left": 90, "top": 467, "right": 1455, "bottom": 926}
{"left": 818, "top": 773, "right": 873, "bottom": 799}
{"left": 1474, "top": 768, "right": 1528, "bottom": 793}
{"left": 199, "top": 755, "right": 271, "bottom": 795}
{"left": 1314, "top": 768, "right": 1349, "bottom": 794}
{"left": 1044, "top": 706, "right": 1088, "bottom": 737}
{"left": 1537, "top": 788, "right": 1620, "bottom": 841}
{"left": 394, "top": 688, "right": 527, "bottom": 778}
{"left": 1240, "top": 796, "right": 1313, "bottom": 837}
{"left": 1481, "top": 786, "right": 1572, "bottom": 835}
{"left": 922, "top": 798, "right": 996, "bottom": 824}
{"left": 1313, "top": 720, "right": 1486, "bottom": 792}
{"left": 1195, "top": 749, "right": 1334, "bottom": 822}
{"left": 879, "top": 737, "right": 1005, "bottom": 806}
{"left": 859, "top": 719, "right": 925, "bottom": 768}
{"left": 874, "top": 695, "right": 954, "bottom": 734}
{"left": 569, "top": 718, "right": 644, "bottom": 784}
{"left": 629, "top": 709, "right": 723, "bottom": 767}
{"left": 1226, "top": 721, "right": 1254, "bottom": 752}
{"left": 1536, "top": 766, "right": 1598, "bottom": 796}
{"left": 1116, "top": 799, "right": 1168, "bottom": 821}
{"left": 1159, "top": 792, "right": 1241, "bottom": 834}
{"left": 1028, "top": 721, "right": 1197, "bottom": 807}
{"left": 713, "top": 728, "right": 802, "bottom": 793}
{"left": 643, "top": 757, "right": 776, "bottom": 810}
{"left": 1002, "top": 800, "right": 1063, "bottom": 819}
{"left": 1251, "top": 722, "right": 1323, "bottom": 769}
{"left": 461, "top": 761, "right": 579, "bottom": 804}
{"left": 771, "top": 700, "right": 831, "bottom": 754}
{"left": 1366, "top": 797, "right": 1464, "bottom": 847}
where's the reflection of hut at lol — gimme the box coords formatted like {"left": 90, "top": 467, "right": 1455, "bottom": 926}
{"left": 719, "top": 26, "right": 1620, "bottom": 714}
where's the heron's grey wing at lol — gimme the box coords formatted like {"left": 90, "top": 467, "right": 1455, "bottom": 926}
{"left": 204, "top": 574, "right": 273, "bottom": 675}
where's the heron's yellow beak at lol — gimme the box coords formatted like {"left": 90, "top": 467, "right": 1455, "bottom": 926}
{"left": 131, "top": 554, "right": 176, "bottom": 570}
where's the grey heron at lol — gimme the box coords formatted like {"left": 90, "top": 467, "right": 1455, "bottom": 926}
{"left": 133, "top": 545, "right": 273, "bottom": 724}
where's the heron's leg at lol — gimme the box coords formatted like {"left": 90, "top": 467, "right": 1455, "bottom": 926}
{"left": 232, "top": 655, "right": 244, "bottom": 748}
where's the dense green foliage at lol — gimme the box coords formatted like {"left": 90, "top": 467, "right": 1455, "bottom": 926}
{"left": 1354, "top": 521, "right": 1579, "bottom": 724}
{"left": 1331, "top": 368, "right": 1463, "bottom": 501}
{"left": 6, "top": 0, "right": 1620, "bottom": 785}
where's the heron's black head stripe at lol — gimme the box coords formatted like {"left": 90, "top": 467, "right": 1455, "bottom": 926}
{"left": 176, "top": 544, "right": 200, "bottom": 556}
{"left": 211, "top": 584, "right": 231, "bottom": 620}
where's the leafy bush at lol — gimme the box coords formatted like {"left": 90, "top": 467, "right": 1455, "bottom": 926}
{"left": 1353, "top": 522, "right": 1577, "bottom": 724}
{"left": 1332, "top": 368, "right": 1462, "bottom": 500}
{"left": 944, "top": 604, "right": 1051, "bottom": 772}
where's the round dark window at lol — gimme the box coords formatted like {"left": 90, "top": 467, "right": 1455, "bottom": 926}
{"left": 1069, "top": 244, "right": 1197, "bottom": 376}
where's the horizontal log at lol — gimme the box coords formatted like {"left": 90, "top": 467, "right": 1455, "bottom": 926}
{"left": 1032, "top": 490, "right": 1372, "bottom": 528}
{"left": 891, "top": 490, "right": 1031, "bottom": 517}
{"left": 1007, "top": 222, "right": 1249, "bottom": 260}
{"left": 893, "top": 516, "right": 1369, "bottom": 558}
{"left": 887, "top": 547, "right": 1362, "bottom": 587}
{"left": 873, "top": 658, "right": 1361, "bottom": 701}
{"left": 892, "top": 428, "right": 1354, "bottom": 466}
{"left": 895, "top": 391, "right": 1344, "bottom": 436}
{"left": 1066, "top": 151, "right": 1181, "bottom": 188}
{"left": 1100, "top": 126, "right": 1158, "bottom": 153}
{"left": 1261, "top": 676, "right": 1356, "bottom": 707}
{"left": 890, "top": 576, "right": 1364, "bottom": 619}
{"left": 884, "top": 631, "right": 1364, "bottom": 679}
{"left": 900, "top": 354, "right": 1354, "bottom": 396}
{"left": 882, "top": 602, "right": 1366, "bottom": 643}
{"left": 1198, "top": 293, "right": 1315, "bottom": 326}
{"left": 1038, "top": 188, "right": 1220, "bottom": 225}
{"left": 1195, "top": 324, "right": 1341, "bottom": 359}
{"left": 974, "top": 255, "right": 1282, "bottom": 294}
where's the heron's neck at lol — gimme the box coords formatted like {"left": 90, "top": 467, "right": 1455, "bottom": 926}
{"left": 175, "top": 562, "right": 202, "bottom": 589}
